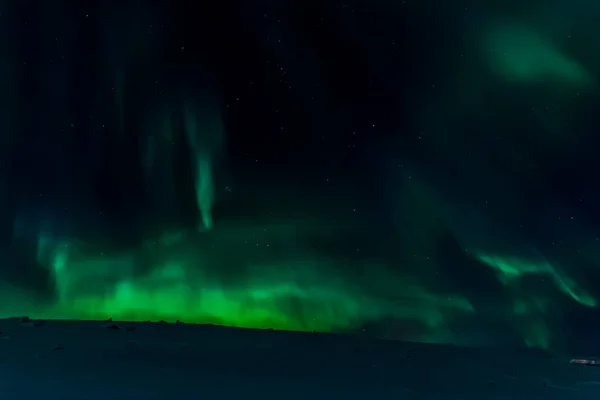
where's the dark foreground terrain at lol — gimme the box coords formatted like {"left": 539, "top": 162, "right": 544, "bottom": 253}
{"left": 0, "top": 318, "right": 599, "bottom": 399}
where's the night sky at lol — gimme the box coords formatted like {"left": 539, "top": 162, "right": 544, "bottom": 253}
{"left": 2, "top": 0, "right": 600, "bottom": 352}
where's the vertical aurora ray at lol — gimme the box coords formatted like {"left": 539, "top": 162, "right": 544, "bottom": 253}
{"left": 183, "top": 101, "right": 221, "bottom": 231}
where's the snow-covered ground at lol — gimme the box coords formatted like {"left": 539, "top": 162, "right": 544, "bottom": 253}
{"left": 0, "top": 318, "right": 598, "bottom": 399}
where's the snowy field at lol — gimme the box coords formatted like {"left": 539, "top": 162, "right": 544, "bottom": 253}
{"left": 0, "top": 318, "right": 599, "bottom": 399}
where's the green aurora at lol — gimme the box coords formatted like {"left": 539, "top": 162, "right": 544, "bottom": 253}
{"left": 2, "top": 1, "right": 600, "bottom": 353}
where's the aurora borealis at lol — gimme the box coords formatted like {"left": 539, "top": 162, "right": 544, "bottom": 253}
{"left": 1, "top": 0, "right": 600, "bottom": 352}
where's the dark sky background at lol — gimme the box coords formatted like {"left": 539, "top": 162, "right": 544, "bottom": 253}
{"left": 2, "top": 0, "right": 600, "bottom": 353}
